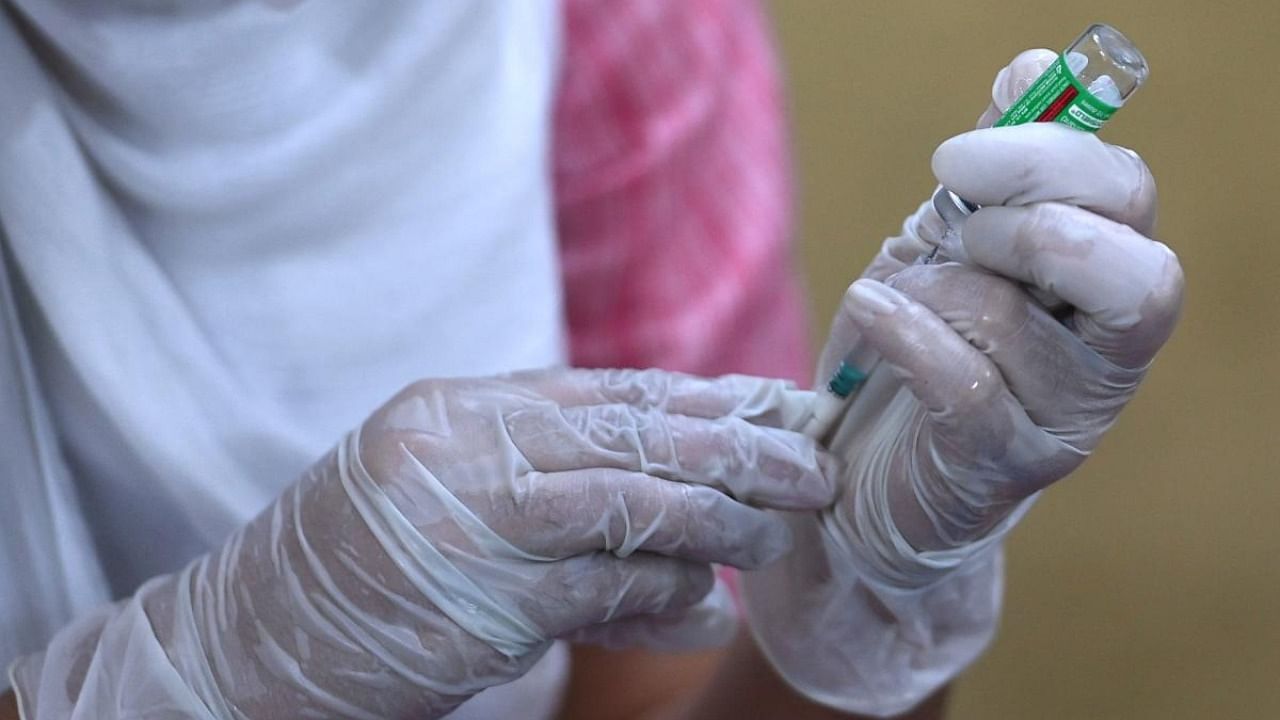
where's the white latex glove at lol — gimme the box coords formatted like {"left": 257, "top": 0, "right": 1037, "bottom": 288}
{"left": 11, "top": 368, "right": 834, "bottom": 719}
{"left": 744, "top": 49, "right": 1183, "bottom": 715}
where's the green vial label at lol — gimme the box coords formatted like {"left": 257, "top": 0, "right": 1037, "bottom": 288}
{"left": 994, "top": 54, "right": 1117, "bottom": 132}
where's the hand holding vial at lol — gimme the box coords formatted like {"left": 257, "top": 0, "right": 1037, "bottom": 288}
{"left": 745, "top": 36, "right": 1184, "bottom": 716}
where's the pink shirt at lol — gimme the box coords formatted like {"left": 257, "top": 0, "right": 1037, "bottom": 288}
{"left": 557, "top": 0, "right": 811, "bottom": 384}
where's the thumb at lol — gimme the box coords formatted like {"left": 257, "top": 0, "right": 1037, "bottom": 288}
{"left": 975, "top": 48, "right": 1057, "bottom": 128}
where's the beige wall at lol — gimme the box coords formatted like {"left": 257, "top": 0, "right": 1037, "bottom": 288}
{"left": 769, "top": 2, "right": 1280, "bottom": 718}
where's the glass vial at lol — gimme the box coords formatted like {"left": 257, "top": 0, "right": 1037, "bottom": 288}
{"left": 995, "top": 23, "right": 1148, "bottom": 130}
{"left": 930, "top": 23, "right": 1149, "bottom": 260}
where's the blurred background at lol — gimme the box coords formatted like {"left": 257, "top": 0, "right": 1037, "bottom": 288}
{"left": 768, "top": 2, "right": 1279, "bottom": 718}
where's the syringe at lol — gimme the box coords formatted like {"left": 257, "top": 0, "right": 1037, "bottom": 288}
{"left": 800, "top": 340, "right": 879, "bottom": 438}
{"left": 801, "top": 24, "right": 1149, "bottom": 440}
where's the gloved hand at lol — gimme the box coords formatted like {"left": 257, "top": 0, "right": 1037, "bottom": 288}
{"left": 743, "top": 49, "right": 1183, "bottom": 715}
{"left": 11, "top": 368, "right": 834, "bottom": 719}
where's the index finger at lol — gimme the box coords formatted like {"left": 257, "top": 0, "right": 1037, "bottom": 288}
{"left": 933, "top": 123, "right": 1158, "bottom": 235}
{"left": 975, "top": 48, "right": 1058, "bottom": 128}
{"left": 502, "top": 367, "right": 810, "bottom": 428}
{"left": 962, "top": 202, "right": 1184, "bottom": 369}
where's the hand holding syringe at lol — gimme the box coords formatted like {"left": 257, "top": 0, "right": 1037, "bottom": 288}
{"left": 800, "top": 24, "right": 1149, "bottom": 439}
{"left": 744, "top": 33, "right": 1180, "bottom": 715}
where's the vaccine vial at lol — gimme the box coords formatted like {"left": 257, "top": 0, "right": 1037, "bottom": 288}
{"left": 995, "top": 23, "right": 1149, "bottom": 130}
{"left": 930, "top": 23, "right": 1148, "bottom": 259}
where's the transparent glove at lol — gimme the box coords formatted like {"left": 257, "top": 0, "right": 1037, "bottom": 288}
{"left": 744, "top": 49, "right": 1183, "bottom": 716}
{"left": 11, "top": 368, "right": 834, "bottom": 719}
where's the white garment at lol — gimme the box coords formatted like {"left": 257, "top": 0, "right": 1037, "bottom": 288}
{"left": 0, "top": 1, "right": 568, "bottom": 715}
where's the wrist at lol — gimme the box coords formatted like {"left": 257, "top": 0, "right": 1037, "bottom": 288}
{"left": 164, "top": 464, "right": 491, "bottom": 718}
{"left": 738, "top": 469, "right": 1019, "bottom": 716}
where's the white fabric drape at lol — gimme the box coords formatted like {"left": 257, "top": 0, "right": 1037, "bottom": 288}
{"left": 0, "top": 2, "right": 568, "bottom": 716}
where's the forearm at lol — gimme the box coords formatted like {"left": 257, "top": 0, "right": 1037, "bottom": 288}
{"left": 669, "top": 628, "right": 948, "bottom": 720}
{"left": 7, "top": 447, "right": 480, "bottom": 719}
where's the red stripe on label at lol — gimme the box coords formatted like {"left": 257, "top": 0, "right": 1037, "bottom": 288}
{"left": 1036, "top": 85, "right": 1079, "bottom": 122}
